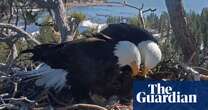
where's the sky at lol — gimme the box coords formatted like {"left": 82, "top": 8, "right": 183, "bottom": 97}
{"left": 109, "top": 0, "right": 208, "bottom": 14}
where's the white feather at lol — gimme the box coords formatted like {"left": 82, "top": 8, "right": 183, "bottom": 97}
{"left": 17, "top": 64, "right": 67, "bottom": 91}
{"left": 114, "top": 41, "right": 141, "bottom": 67}
{"left": 138, "top": 40, "right": 162, "bottom": 69}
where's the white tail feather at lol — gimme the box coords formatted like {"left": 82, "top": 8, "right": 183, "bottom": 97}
{"left": 16, "top": 64, "right": 67, "bottom": 91}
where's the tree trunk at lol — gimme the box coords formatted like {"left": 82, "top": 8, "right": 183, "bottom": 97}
{"left": 53, "top": 0, "right": 73, "bottom": 42}
{"left": 32, "top": 0, "right": 73, "bottom": 42}
{"left": 165, "top": 0, "right": 198, "bottom": 65}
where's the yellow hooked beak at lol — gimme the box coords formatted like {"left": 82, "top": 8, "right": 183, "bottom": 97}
{"left": 130, "top": 61, "right": 140, "bottom": 77}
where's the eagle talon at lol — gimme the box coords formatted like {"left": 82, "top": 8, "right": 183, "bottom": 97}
{"left": 132, "top": 68, "right": 153, "bottom": 79}
{"left": 140, "top": 67, "right": 152, "bottom": 77}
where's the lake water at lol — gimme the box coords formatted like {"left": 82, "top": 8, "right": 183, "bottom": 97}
{"left": 27, "top": 0, "right": 208, "bottom": 33}
{"left": 68, "top": 0, "right": 208, "bottom": 22}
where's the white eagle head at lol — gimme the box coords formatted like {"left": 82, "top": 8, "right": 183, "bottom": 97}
{"left": 138, "top": 40, "right": 162, "bottom": 75}
{"left": 114, "top": 41, "right": 141, "bottom": 77}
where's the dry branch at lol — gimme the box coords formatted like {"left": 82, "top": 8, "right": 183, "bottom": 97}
{"left": 0, "top": 23, "right": 40, "bottom": 45}
{"left": 34, "top": 104, "right": 108, "bottom": 110}
{"left": 61, "top": 104, "right": 108, "bottom": 110}
{"left": 105, "top": 1, "right": 156, "bottom": 28}
{"left": 0, "top": 23, "right": 41, "bottom": 72}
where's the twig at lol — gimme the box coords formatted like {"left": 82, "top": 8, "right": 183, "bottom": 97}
{"left": 56, "top": 104, "right": 108, "bottom": 110}
{"left": 0, "top": 93, "right": 9, "bottom": 97}
{"left": 192, "top": 66, "right": 208, "bottom": 75}
{"left": 105, "top": 1, "right": 156, "bottom": 13}
{"left": 3, "top": 97, "right": 35, "bottom": 103}
{"left": 0, "top": 103, "right": 17, "bottom": 109}
{"left": 0, "top": 93, "right": 9, "bottom": 105}
{"left": 200, "top": 74, "right": 208, "bottom": 80}
{"left": 142, "top": 8, "right": 157, "bottom": 13}
{"left": 11, "top": 82, "right": 18, "bottom": 97}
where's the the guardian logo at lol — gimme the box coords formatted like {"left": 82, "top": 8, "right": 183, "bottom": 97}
{"left": 136, "top": 83, "right": 197, "bottom": 103}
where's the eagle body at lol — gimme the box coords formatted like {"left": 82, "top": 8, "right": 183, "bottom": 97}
{"left": 21, "top": 37, "right": 140, "bottom": 103}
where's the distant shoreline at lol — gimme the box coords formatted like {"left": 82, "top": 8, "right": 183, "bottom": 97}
{"left": 27, "top": 1, "right": 123, "bottom": 12}
{"left": 65, "top": 1, "right": 104, "bottom": 8}
{"left": 64, "top": 1, "right": 123, "bottom": 8}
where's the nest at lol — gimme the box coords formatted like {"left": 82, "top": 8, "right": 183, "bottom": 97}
{"left": 0, "top": 59, "right": 207, "bottom": 110}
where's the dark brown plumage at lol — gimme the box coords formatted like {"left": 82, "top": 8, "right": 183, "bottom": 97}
{"left": 21, "top": 37, "right": 133, "bottom": 104}
{"left": 100, "top": 23, "right": 158, "bottom": 44}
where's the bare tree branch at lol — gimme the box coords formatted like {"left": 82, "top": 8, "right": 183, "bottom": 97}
{"left": 105, "top": 1, "right": 156, "bottom": 28}
{"left": 64, "top": 104, "right": 108, "bottom": 110}
{"left": 0, "top": 23, "right": 41, "bottom": 72}
{"left": 0, "top": 23, "right": 40, "bottom": 45}
{"left": 105, "top": 1, "right": 144, "bottom": 10}
{"left": 6, "top": 44, "right": 18, "bottom": 68}
{"left": 142, "top": 8, "right": 156, "bottom": 13}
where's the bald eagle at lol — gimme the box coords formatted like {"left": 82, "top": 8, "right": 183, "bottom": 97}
{"left": 99, "top": 23, "right": 162, "bottom": 76}
{"left": 20, "top": 37, "right": 141, "bottom": 103}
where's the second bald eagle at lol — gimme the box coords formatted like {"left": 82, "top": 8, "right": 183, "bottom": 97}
{"left": 100, "top": 23, "right": 162, "bottom": 76}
